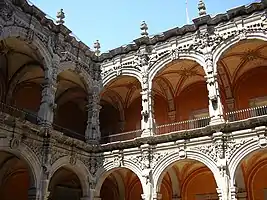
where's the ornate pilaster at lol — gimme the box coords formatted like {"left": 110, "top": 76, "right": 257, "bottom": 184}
{"left": 190, "top": 27, "right": 225, "bottom": 124}
{"left": 140, "top": 144, "right": 153, "bottom": 200}
{"left": 213, "top": 132, "right": 231, "bottom": 200}
{"left": 135, "top": 46, "right": 157, "bottom": 137}
{"left": 38, "top": 55, "right": 59, "bottom": 127}
{"left": 38, "top": 128, "right": 53, "bottom": 200}
{"left": 86, "top": 81, "right": 101, "bottom": 143}
{"left": 205, "top": 58, "right": 224, "bottom": 124}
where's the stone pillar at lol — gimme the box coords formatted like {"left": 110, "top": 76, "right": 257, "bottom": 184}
{"left": 38, "top": 56, "right": 59, "bottom": 127}
{"left": 85, "top": 82, "right": 101, "bottom": 143}
{"left": 141, "top": 80, "right": 155, "bottom": 137}
{"left": 205, "top": 54, "right": 224, "bottom": 125}
{"left": 140, "top": 144, "right": 153, "bottom": 200}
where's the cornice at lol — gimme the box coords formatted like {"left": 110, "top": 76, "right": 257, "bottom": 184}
{"left": 97, "top": 0, "right": 267, "bottom": 61}
{"left": 10, "top": 0, "right": 97, "bottom": 59}
{"left": 10, "top": 0, "right": 267, "bottom": 63}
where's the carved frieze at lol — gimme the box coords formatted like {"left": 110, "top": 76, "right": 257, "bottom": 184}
{"left": 50, "top": 147, "right": 67, "bottom": 165}
{"left": 0, "top": 2, "right": 14, "bottom": 21}
{"left": 190, "top": 28, "right": 223, "bottom": 53}
{"left": 225, "top": 138, "right": 254, "bottom": 160}
{"left": 23, "top": 139, "right": 43, "bottom": 163}
{"left": 192, "top": 144, "right": 217, "bottom": 162}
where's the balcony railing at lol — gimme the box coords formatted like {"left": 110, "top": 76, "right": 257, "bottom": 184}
{"left": 100, "top": 129, "right": 142, "bottom": 143}
{"left": 1, "top": 101, "right": 267, "bottom": 143}
{"left": 0, "top": 102, "right": 40, "bottom": 124}
{"left": 52, "top": 124, "right": 86, "bottom": 141}
{"left": 225, "top": 105, "right": 267, "bottom": 122}
{"left": 156, "top": 117, "right": 211, "bottom": 135}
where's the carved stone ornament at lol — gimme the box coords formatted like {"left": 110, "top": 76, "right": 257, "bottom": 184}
{"left": 0, "top": 2, "right": 14, "bottom": 21}
{"left": 23, "top": 139, "right": 43, "bottom": 163}
{"left": 69, "top": 154, "right": 77, "bottom": 166}
{"left": 113, "top": 151, "right": 123, "bottom": 168}
{"left": 10, "top": 137, "right": 20, "bottom": 149}
{"left": 50, "top": 148, "right": 67, "bottom": 165}
{"left": 225, "top": 138, "right": 253, "bottom": 160}
{"left": 89, "top": 157, "right": 97, "bottom": 175}
{"left": 190, "top": 29, "right": 223, "bottom": 53}
{"left": 192, "top": 144, "right": 217, "bottom": 162}
{"left": 150, "top": 151, "right": 169, "bottom": 169}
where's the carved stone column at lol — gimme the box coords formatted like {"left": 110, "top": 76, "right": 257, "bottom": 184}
{"left": 141, "top": 82, "right": 155, "bottom": 137}
{"left": 85, "top": 82, "right": 101, "bottom": 143}
{"left": 38, "top": 56, "right": 59, "bottom": 127}
{"left": 205, "top": 54, "right": 224, "bottom": 125}
{"left": 140, "top": 144, "right": 153, "bottom": 200}
{"left": 39, "top": 130, "right": 53, "bottom": 200}
{"left": 213, "top": 132, "right": 231, "bottom": 200}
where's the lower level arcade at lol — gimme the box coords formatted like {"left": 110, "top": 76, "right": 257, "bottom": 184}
{"left": 1, "top": 147, "right": 267, "bottom": 200}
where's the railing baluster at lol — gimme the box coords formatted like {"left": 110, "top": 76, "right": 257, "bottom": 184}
{"left": 225, "top": 105, "right": 267, "bottom": 122}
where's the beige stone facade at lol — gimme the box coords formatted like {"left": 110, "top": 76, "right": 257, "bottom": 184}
{"left": 1, "top": 0, "right": 267, "bottom": 200}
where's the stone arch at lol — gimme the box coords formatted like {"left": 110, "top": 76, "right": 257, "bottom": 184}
{"left": 213, "top": 32, "right": 267, "bottom": 74}
{"left": 58, "top": 61, "right": 93, "bottom": 93}
{"left": 102, "top": 69, "right": 142, "bottom": 88}
{"left": 0, "top": 25, "right": 52, "bottom": 70}
{"left": 228, "top": 138, "right": 261, "bottom": 188}
{"left": 149, "top": 51, "right": 206, "bottom": 82}
{"left": 0, "top": 143, "right": 42, "bottom": 189}
{"left": 49, "top": 156, "right": 92, "bottom": 197}
{"left": 5, "top": 62, "right": 43, "bottom": 105}
{"left": 95, "top": 160, "right": 145, "bottom": 197}
{"left": 152, "top": 150, "right": 220, "bottom": 194}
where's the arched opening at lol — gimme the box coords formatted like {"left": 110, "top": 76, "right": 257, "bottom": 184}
{"left": 217, "top": 39, "right": 267, "bottom": 120}
{"left": 54, "top": 69, "right": 88, "bottom": 140}
{"left": 48, "top": 167, "right": 82, "bottom": 200}
{"left": 152, "top": 59, "right": 209, "bottom": 134}
{"left": 100, "top": 76, "right": 141, "bottom": 142}
{"left": 158, "top": 159, "right": 217, "bottom": 200}
{"left": 0, "top": 151, "right": 35, "bottom": 200}
{"left": 234, "top": 149, "right": 267, "bottom": 200}
{"left": 0, "top": 38, "right": 45, "bottom": 123}
{"left": 99, "top": 168, "right": 143, "bottom": 200}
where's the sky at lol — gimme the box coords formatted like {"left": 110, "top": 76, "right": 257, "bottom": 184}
{"left": 29, "top": 0, "right": 257, "bottom": 52}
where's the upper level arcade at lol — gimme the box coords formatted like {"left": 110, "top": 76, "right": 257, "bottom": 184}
{"left": 0, "top": 0, "right": 101, "bottom": 142}
{"left": 99, "top": 0, "right": 267, "bottom": 143}
{"left": 1, "top": 0, "right": 267, "bottom": 145}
